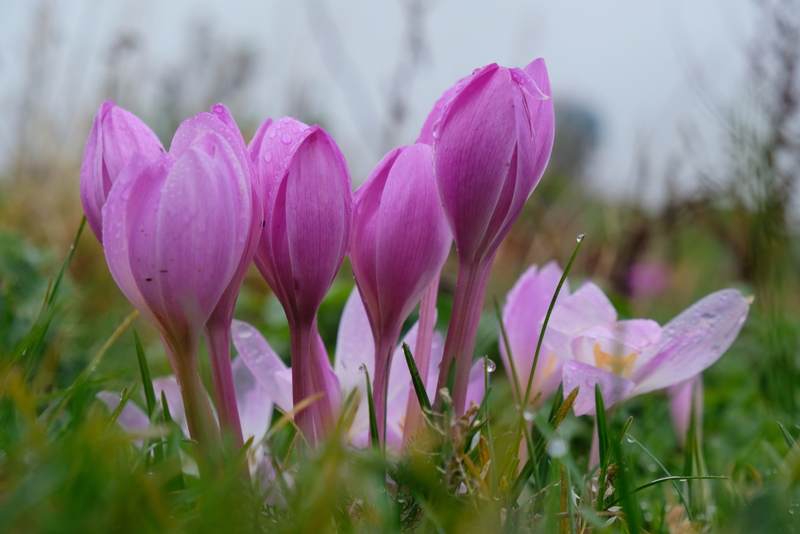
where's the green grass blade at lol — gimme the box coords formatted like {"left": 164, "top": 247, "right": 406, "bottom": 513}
{"left": 779, "top": 422, "right": 800, "bottom": 454}
{"left": 402, "top": 342, "right": 432, "bottom": 415}
{"left": 133, "top": 330, "right": 156, "bottom": 418}
{"left": 363, "top": 367, "right": 380, "bottom": 450}
{"left": 595, "top": 385, "right": 609, "bottom": 510}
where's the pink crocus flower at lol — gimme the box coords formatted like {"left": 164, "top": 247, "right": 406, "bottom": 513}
{"left": 102, "top": 119, "right": 254, "bottom": 454}
{"left": 556, "top": 284, "right": 750, "bottom": 417}
{"left": 350, "top": 144, "right": 451, "bottom": 445}
{"left": 429, "top": 59, "right": 555, "bottom": 416}
{"left": 169, "top": 104, "right": 263, "bottom": 449}
{"left": 233, "top": 287, "right": 487, "bottom": 451}
{"left": 248, "top": 117, "right": 352, "bottom": 445}
{"left": 80, "top": 100, "right": 163, "bottom": 242}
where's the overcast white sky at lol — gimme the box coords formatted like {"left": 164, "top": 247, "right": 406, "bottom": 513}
{"left": 0, "top": 0, "right": 756, "bottom": 207}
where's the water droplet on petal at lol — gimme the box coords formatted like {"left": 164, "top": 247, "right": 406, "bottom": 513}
{"left": 268, "top": 130, "right": 277, "bottom": 138}
{"left": 281, "top": 134, "right": 292, "bottom": 145}
{"left": 263, "top": 152, "right": 273, "bottom": 163}
{"left": 576, "top": 233, "right": 585, "bottom": 243}
{"left": 484, "top": 357, "right": 496, "bottom": 373}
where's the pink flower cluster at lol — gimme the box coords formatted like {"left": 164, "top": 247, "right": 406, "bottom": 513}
{"left": 83, "top": 59, "right": 555, "bottom": 452}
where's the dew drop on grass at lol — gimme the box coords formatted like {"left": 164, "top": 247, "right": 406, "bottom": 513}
{"left": 576, "top": 233, "right": 585, "bottom": 243}
{"left": 523, "top": 410, "right": 535, "bottom": 421}
{"left": 626, "top": 435, "right": 634, "bottom": 443}
{"left": 484, "top": 357, "right": 496, "bottom": 373}
{"left": 359, "top": 364, "right": 367, "bottom": 374}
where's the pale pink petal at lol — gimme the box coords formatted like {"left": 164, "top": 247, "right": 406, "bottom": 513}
{"left": 231, "top": 319, "right": 293, "bottom": 412}
{"left": 97, "top": 391, "right": 150, "bottom": 441}
{"left": 153, "top": 375, "right": 189, "bottom": 437}
{"left": 333, "top": 286, "right": 375, "bottom": 394}
{"left": 562, "top": 360, "right": 635, "bottom": 416}
{"left": 668, "top": 375, "right": 703, "bottom": 447}
{"left": 631, "top": 289, "right": 750, "bottom": 395}
{"left": 232, "top": 355, "right": 273, "bottom": 444}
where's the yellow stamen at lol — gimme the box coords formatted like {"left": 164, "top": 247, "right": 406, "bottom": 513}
{"left": 593, "top": 343, "right": 638, "bottom": 378}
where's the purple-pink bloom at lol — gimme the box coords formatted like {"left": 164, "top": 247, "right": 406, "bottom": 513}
{"left": 233, "top": 287, "right": 486, "bottom": 451}
{"left": 169, "top": 104, "right": 263, "bottom": 448}
{"left": 102, "top": 119, "right": 253, "bottom": 452}
{"left": 549, "top": 282, "right": 751, "bottom": 416}
{"left": 350, "top": 144, "right": 451, "bottom": 445}
{"left": 628, "top": 260, "right": 670, "bottom": 297}
{"left": 248, "top": 116, "right": 352, "bottom": 444}
{"left": 430, "top": 59, "right": 555, "bottom": 416}
{"left": 80, "top": 100, "right": 163, "bottom": 242}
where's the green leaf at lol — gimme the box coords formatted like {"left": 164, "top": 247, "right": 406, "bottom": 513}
{"left": 134, "top": 330, "right": 156, "bottom": 418}
{"left": 778, "top": 421, "right": 800, "bottom": 454}
{"left": 595, "top": 385, "right": 609, "bottom": 511}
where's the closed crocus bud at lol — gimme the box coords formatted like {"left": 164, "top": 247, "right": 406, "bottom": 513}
{"left": 103, "top": 127, "right": 252, "bottom": 462}
{"left": 169, "top": 104, "right": 263, "bottom": 448}
{"left": 80, "top": 100, "right": 163, "bottom": 242}
{"left": 432, "top": 59, "right": 555, "bottom": 416}
{"left": 256, "top": 122, "right": 352, "bottom": 444}
{"left": 350, "top": 144, "right": 451, "bottom": 445}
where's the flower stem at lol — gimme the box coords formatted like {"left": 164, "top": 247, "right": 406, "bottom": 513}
{"left": 204, "top": 321, "right": 244, "bottom": 450}
{"left": 372, "top": 324, "right": 402, "bottom": 447}
{"left": 402, "top": 274, "right": 440, "bottom": 445}
{"left": 290, "top": 320, "right": 335, "bottom": 446}
{"left": 434, "top": 259, "right": 493, "bottom": 416}
{"left": 170, "top": 340, "right": 221, "bottom": 476}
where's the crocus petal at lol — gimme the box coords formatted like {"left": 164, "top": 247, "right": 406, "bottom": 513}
{"left": 334, "top": 286, "right": 376, "bottom": 394}
{"left": 97, "top": 391, "right": 150, "bottom": 438}
{"left": 631, "top": 289, "right": 751, "bottom": 395}
{"left": 232, "top": 355, "right": 273, "bottom": 444}
{"left": 546, "top": 281, "right": 618, "bottom": 359}
{"left": 465, "top": 358, "right": 488, "bottom": 411}
{"left": 80, "top": 100, "right": 164, "bottom": 241}
{"left": 153, "top": 375, "right": 190, "bottom": 437}
{"left": 125, "top": 133, "right": 243, "bottom": 348}
{"left": 570, "top": 319, "right": 661, "bottom": 371}
{"left": 500, "top": 261, "right": 568, "bottom": 397}
{"left": 562, "top": 360, "right": 635, "bottom": 416}
{"left": 433, "top": 64, "right": 521, "bottom": 263}
{"left": 232, "top": 319, "right": 293, "bottom": 412}
{"left": 374, "top": 144, "right": 451, "bottom": 330}
{"left": 668, "top": 375, "right": 703, "bottom": 447}
{"left": 522, "top": 58, "right": 555, "bottom": 182}
{"left": 268, "top": 126, "right": 352, "bottom": 323}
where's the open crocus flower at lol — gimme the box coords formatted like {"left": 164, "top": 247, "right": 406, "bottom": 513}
{"left": 350, "top": 143, "right": 451, "bottom": 445}
{"left": 551, "top": 282, "right": 751, "bottom": 416}
{"left": 80, "top": 100, "right": 163, "bottom": 242}
{"left": 499, "top": 261, "right": 570, "bottom": 405}
{"left": 430, "top": 59, "right": 555, "bottom": 416}
{"left": 233, "top": 287, "right": 487, "bottom": 450}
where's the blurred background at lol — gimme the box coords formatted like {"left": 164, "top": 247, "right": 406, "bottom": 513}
{"left": 0, "top": 0, "right": 799, "bottom": 521}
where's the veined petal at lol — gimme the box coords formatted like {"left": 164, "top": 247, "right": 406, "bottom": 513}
{"left": 562, "top": 360, "right": 635, "bottom": 416}
{"left": 232, "top": 319, "right": 293, "bottom": 412}
{"left": 232, "top": 355, "right": 273, "bottom": 444}
{"left": 374, "top": 144, "right": 451, "bottom": 331}
{"left": 570, "top": 320, "right": 661, "bottom": 372}
{"left": 334, "top": 286, "right": 375, "bottom": 394}
{"left": 669, "top": 375, "right": 703, "bottom": 447}
{"left": 546, "top": 281, "right": 617, "bottom": 359}
{"left": 500, "top": 261, "right": 568, "bottom": 395}
{"left": 130, "top": 133, "right": 242, "bottom": 347}
{"left": 269, "top": 126, "right": 352, "bottom": 322}
{"left": 522, "top": 58, "right": 555, "bottom": 182}
{"left": 434, "top": 64, "right": 520, "bottom": 263}
{"left": 465, "top": 358, "right": 488, "bottom": 411}
{"left": 631, "top": 289, "right": 751, "bottom": 395}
